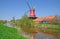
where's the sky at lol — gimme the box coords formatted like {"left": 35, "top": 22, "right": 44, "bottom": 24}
{"left": 0, "top": 0, "right": 60, "bottom": 20}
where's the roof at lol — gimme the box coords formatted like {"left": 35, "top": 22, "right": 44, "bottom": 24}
{"left": 34, "top": 16, "right": 56, "bottom": 22}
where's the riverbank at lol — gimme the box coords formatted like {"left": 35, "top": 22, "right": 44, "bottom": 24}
{"left": 0, "top": 24, "right": 27, "bottom": 39}
{"left": 3, "top": 23, "right": 60, "bottom": 39}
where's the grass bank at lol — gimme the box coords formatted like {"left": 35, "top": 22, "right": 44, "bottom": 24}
{"left": 0, "top": 24, "right": 27, "bottom": 39}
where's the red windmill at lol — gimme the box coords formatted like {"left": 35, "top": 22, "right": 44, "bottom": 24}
{"left": 30, "top": 8, "right": 35, "bottom": 17}
{"left": 27, "top": 2, "right": 37, "bottom": 19}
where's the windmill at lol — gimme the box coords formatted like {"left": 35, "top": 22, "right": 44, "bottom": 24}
{"left": 26, "top": 2, "right": 37, "bottom": 19}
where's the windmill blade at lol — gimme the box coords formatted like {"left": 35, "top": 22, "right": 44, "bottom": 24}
{"left": 26, "top": 2, "right": 31, "bottom": 9}
{"left": 24, "top": 1, "right": 31, "bottom": 14}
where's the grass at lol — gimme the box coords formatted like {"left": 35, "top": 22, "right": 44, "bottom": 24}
{"left": 0, "top": 24, "right": 27, "bottom": 39}
{"left": 37, "top": 23, "right": 60, "bottom": 29}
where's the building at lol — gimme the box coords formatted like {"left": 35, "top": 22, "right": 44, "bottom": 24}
{"left": 28, "top": 8, "right": 56, "bottom": 23}
{"left": 33, "top": 16, "right": 56, "bottom": 23}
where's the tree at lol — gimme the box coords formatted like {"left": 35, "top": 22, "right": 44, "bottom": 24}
{"left": 52, "top": 15, "right": 60, "bottom": 24}
{"left": 16, "top": 13, "right": 35, "bottom": 34}
{"left": 10, "top": 16, "right": 17, "bottom": 27}
{"left": 0, "top": 20, "right": 7, "bottom": 24}
{"left": 17, "top": 13, "right": 34, "bottom": 27}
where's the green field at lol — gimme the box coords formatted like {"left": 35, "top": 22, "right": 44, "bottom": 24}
{"left": 37, "top": 23, "right": 60, "bottom": 29}
{"left": 0, "top": 24, "right": 27, "bottom": 39}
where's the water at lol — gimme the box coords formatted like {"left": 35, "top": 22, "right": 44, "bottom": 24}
{"left": 4, "top": 23, "right": 12, "bottom": 27}
{"left": 4, "top": 23, "right": 17, "bottom": 28}
{"left": 35, "top": 33, "right": 55, "bottom": 39}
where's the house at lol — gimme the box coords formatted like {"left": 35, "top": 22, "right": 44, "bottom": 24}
{"left": 33, "top": 16, "right": 56, "bottom": 23}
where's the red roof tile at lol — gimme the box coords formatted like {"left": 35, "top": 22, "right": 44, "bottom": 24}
{"left": 34, "top": 16, "right": 56, "bottom": 22}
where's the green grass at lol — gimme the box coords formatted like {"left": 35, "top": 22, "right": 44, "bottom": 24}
{"left": 0, "top": 24, "right": 27, "bottom": 39}
{"left": 37, "top": 23, "right": 60, "bottom": 29}
{"left": 45, "top": 24, "right": 60, "bottom": 32}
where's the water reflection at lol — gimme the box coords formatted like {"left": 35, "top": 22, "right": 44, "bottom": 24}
{"left": 4, "top": 23, "right": 17, "bottom": 28}
{"left": 35, "top": 33, "right": 55, "bottom": 39}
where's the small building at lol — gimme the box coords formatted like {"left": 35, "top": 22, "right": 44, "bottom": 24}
{"left": 33, "top": 16, "right": 56, "bottom": 23}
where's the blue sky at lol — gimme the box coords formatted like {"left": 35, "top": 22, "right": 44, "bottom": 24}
{"left": 0, "top": 0, "right": 60, "bottom": 20}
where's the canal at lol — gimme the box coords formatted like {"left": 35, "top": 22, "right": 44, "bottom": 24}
{"left": 34, "top": 33, "right": 55, "bottom": 39}
{"left": 5, "top": 23, "right": 60, "bottom": 39}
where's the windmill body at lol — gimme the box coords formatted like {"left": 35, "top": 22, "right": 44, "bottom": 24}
{"left": 30, "top": 8, "right": 35, "bottom": 17}
{"left": 29, "top": 8, "right": 37, "bottom": 19}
